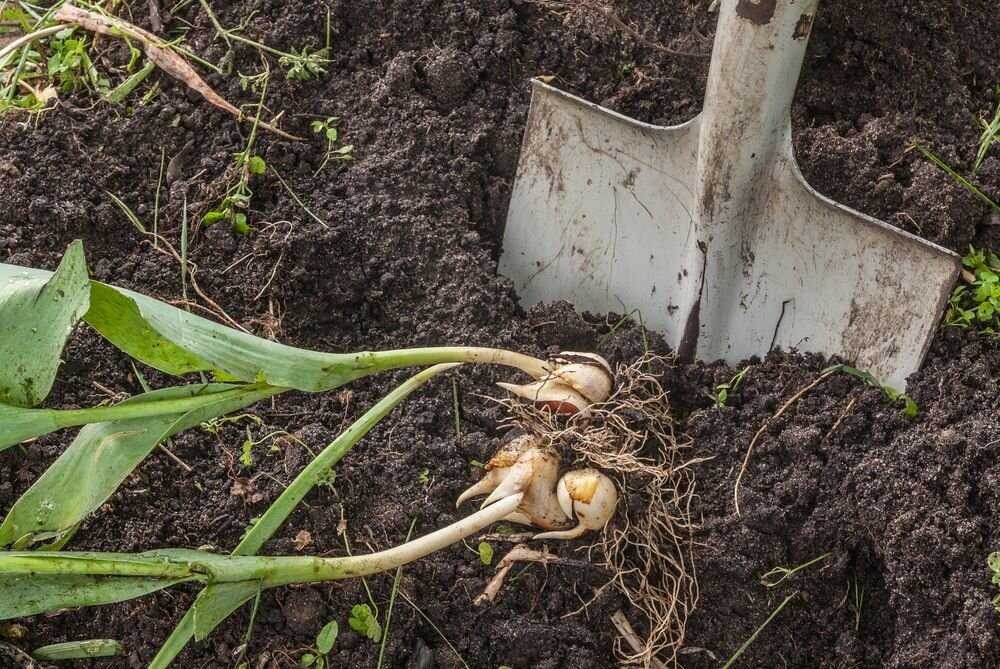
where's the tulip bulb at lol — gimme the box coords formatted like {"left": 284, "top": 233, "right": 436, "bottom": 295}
{"left": 455, "top": 435, "right": 534, "bottom": 508}
{"left": 545, "top": 352, "right": 614, "bottom": 403}
{"left": 496, "top": 351, "right": 614, "bottom": 418}
{"left": 496, "top": 380, "right": 592, "bottom": 417}
{"left": 534, "top": 469, "right": 618, "bottom": 540}
{"left": 455, "top": 435, "right": 571, "bottom": 531}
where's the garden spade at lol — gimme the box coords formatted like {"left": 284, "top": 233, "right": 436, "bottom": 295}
{"left": 499, "top": 0, "right": 960, "bottom": 389}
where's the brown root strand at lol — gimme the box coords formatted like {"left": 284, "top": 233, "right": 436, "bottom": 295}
{"left": 497, "top": 353, "right": 705, "bottom": 668}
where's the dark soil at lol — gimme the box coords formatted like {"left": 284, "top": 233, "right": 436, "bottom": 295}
{"left": 2, "top": 1, "right": 1000, "bottom": 668}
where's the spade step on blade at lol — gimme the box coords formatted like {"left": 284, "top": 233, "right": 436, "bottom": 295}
{"left": 499, "top": 0, "right": 960, "bottom": 389}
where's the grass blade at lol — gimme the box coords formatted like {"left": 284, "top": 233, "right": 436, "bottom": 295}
{"left": 0, "top": 239, "right": 90, "bottom": 407}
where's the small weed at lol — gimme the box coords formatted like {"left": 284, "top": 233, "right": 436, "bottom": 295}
{"left": 711, "top": 366, "right": 750, "bottom": 408}
{"left": 209, "top": 10, "right": 329, "bottom": 81}
{"left": 914, "top": 144, "right": 1000, "bottom": 213}
{"left": 477, "top": 541, "right": 494, "bottom": 566}
{"left": 203, "top": 75, "right": 270, "bottom": 233}
{"left": 417, "top": 468, "right": 430, "bottom": 485}
{"left": 348, "top": 604, "right": 382, "bottom": 643}
{"left": 720, "top": 593, "right": 796, "bottom": 669}
{"left": 310, "top": 117, "right": 354, "bottom": 174}
{"left": 823, "top": 363, "right": 918, "bottom": 419}
{"left": 946, "top": 246, "right": 1000, "bottom": 333}
{"left": 300, "top": 620, "right": 338, "bottom": 668}
{"left": 987, "top": 552, "right": 1000, "bottom": 615}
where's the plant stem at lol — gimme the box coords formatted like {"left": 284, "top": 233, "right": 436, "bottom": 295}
{"left": 53, "top": 385, "right": 282, "bottom": 430}
{"left": 235, "top": 364, "right": 459, "bottom": 554}
{"left": 0, "top": 494, "right": 523, "bottom": 588}
{"left": 368, "top": 347, "right": 549, "bottom": 380}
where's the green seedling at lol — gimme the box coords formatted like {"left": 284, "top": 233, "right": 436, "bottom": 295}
{"left": 348, "top": 604, "right": 383, "bottom": 643}
{"left": 300, "top": 620, "right": 338, "bottom": 667}
{"left": 477, "top": 541, "right": 495, "bottom": 566}
{"left": 711, "top": 366, "right": 750, "bottom": 408}
{"left": 418, "top": 468, "right": 430, "bottom": 485}
{"left": 987, "top": 552, "right": 1000, "bottom": 615}
{"left": 203, "top": 78, "right": 269, "bottom": 234}
{"left": 823, "top": 363, "right": 918, "bottom": 419}
{"left": 310, "top": 117, "right": 354, "bottom": 174}
{"left": 946, "top": 246, "right": 1000, "bottom": 333}
{"left": 760, "top": 552, "right": 830, "bottom": 588}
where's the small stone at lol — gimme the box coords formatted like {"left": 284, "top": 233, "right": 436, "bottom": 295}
{"left": 937, "top": 428, "right": 963, "bottom": 446}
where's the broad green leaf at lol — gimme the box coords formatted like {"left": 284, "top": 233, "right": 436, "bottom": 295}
{"left": 101, "top": 284, "right": 373, "bottom": 391}
{"left": 7, "top": 259, "right": 376, "bottom": 391}
{"left": 32, "top": 639, "right": 123, "bottom": 660}
{"left": 0, "top": 383, "right": 282, "bottom": 548}
{"left": 0, "top": 402, "right": 60, "bottom": 451}
{"left": 0, "top": 240, "right": 89, "bottom": 407}
{"left": 0, "top": 573, "right": 190, "bottom": 620}
{"left": 83, "top": 282, "right": 212, "bottom": 376}
{"left": 149, "top": 364, "right": 457, "bottom": 669}
{"left": 316, "top": 621, "right": 338, "bottom": 654}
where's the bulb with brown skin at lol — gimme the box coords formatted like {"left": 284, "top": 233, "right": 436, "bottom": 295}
{"left": 533, "top": 469, "right": 618, "bottom": 540}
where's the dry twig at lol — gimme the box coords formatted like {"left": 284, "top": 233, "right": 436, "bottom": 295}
{"left": 53, "top": 3, "right": 300, "bottom": 140}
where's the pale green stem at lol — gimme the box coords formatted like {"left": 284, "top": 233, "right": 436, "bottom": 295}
{"left": 52, "top": 384, "right": 283, "bottom": 430}
{"left": 367, "top": 347, "right": 549, "bottom": 380}
{"left": 0, "top": 494, "right": 522, "bottom": 587}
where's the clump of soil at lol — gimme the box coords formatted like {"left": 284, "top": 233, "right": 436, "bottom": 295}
{"left": 2, "top": 0, "right": 1000, "bottom": 667}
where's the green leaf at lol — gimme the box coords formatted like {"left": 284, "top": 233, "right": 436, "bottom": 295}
{"left": 84, "top": 282, "right": 212, "bottom": 377}
{"left": 300, "top": 653, "right": 317, "bottom": 667}
{"left": 247, "top": 156, "right": 266, "bottom": 175}
{"left": 201, "top": 210, "right": 228, "bottom": 225}
{"left": 0, "top": 572, "right": 190, "bottom": 620}
{"left": 348, "top": 604, "right": 382, "bottom": 642}
{"left": 233, "top": 213, "right": 251, "bottom": 235}
{"left": 0, "top": 240, "right": 90, "bottom": 407}
{"left": 325, "top": 127, "right": 337, "bottom": 142}
{"left": 0, "top": 383, "right": 280, "bottom": 548}
{"left": 32, "top": 639, "right": 123, "bottom": 660}
{"left": 191, "top": 581, "right": 261, "bottom": 641}
{"left": 316, "top": 620, "right": 338, "bottom": 654}
{"left": 478, "top": 541, "right": 494, "bottom": 566}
